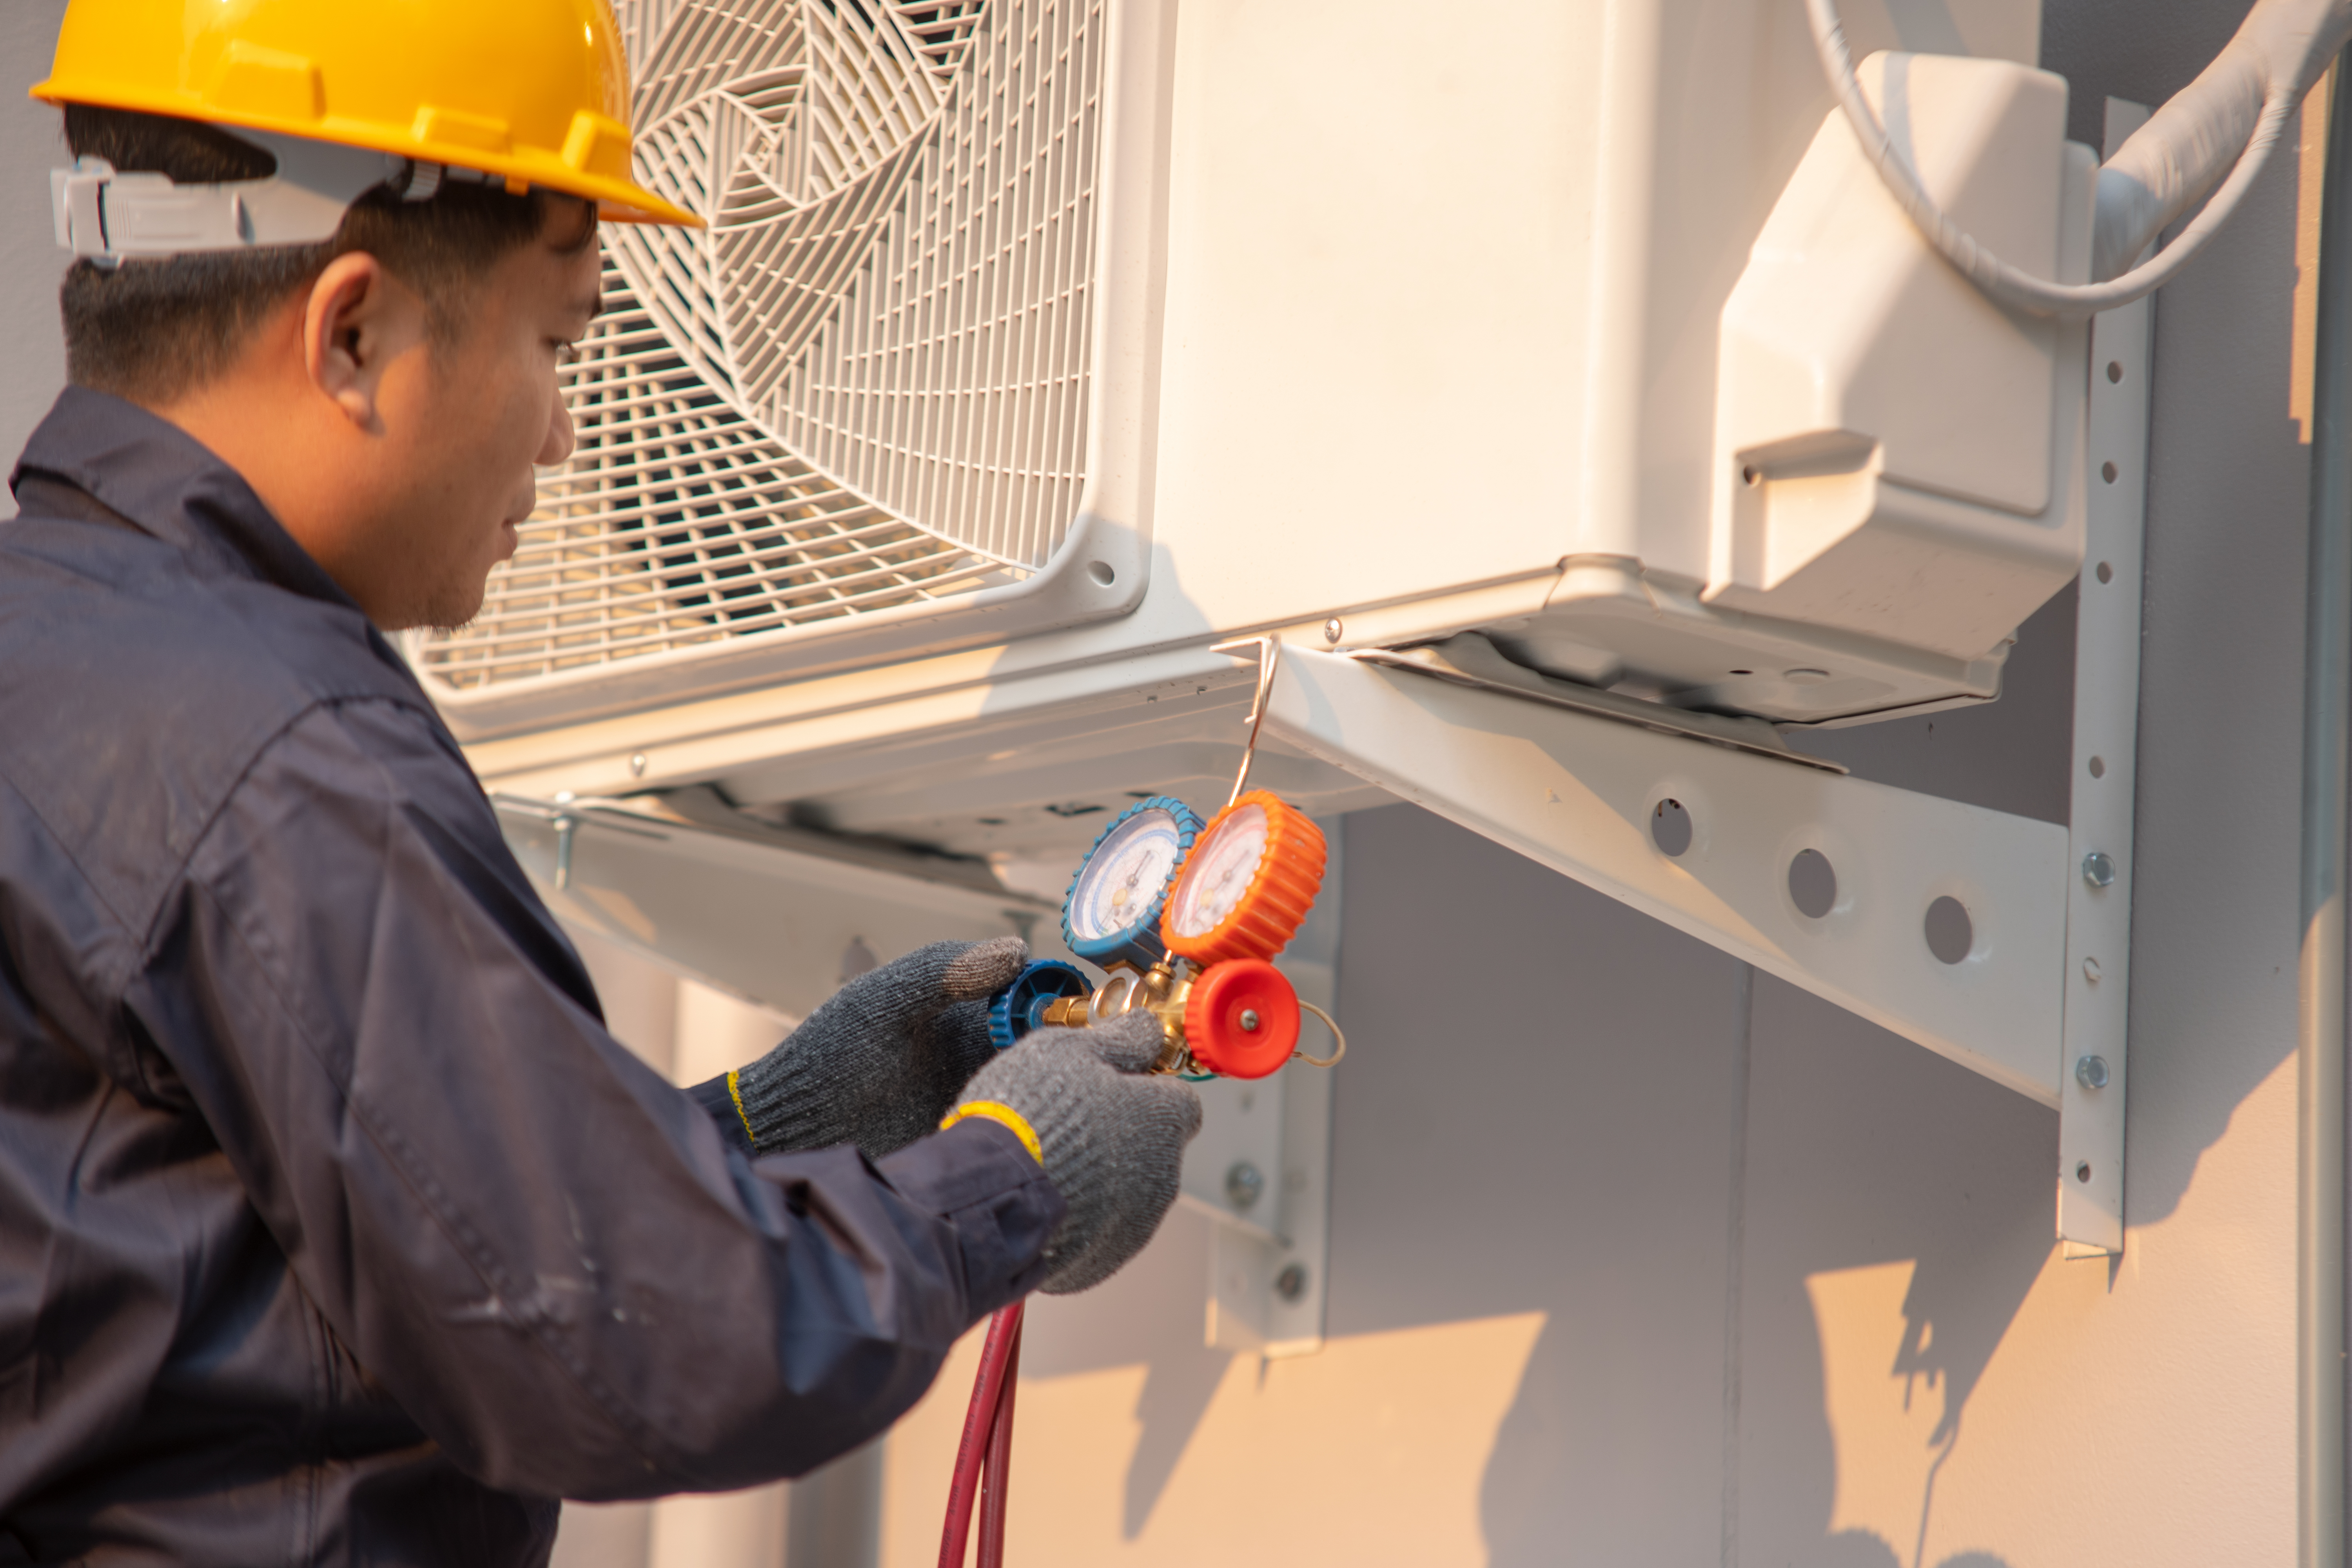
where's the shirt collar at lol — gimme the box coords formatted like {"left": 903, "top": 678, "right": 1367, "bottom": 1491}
{"left": 9, "top": 386, "right": 361, "bottom": 614}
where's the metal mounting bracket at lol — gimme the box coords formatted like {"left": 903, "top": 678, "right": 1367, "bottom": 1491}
{"left": 1256, "top": 157, "right": 2151, "bottom": 1251}
{"left": 1176, "top": 851, "right": 1341, "bottom": 1359}
{"left": 2056, "top": 98, "right": 2155, "bottom": 1257}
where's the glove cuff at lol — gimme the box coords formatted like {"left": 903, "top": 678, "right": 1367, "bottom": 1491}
{"left": 731, "top": 1041, "right": 863, "bottom": 1154}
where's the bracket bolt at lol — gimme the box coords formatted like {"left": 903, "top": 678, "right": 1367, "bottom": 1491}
{"left": 1274, "top": 1262, "right": 1308, "bottom": 1303}
{"left": 1323, "top": 619, "right": 1344, "bottom": 644}
{"left": 629, "top": 753, "right": 648, "bottom": 778}
{"left": 1225, "top": 1161, "right": 1265, "bottom": 1210}
{"left": 2081, "top": 851, "right": 2117, "bottom": 889}
{"left": 2075, "top": 1054, "right": 2110, "bottom": 1090}
{"left": 1239, "top": 1009, "right": 1261, "bottom": 1032}
{"left": 2082, "top": 956, "right": 2102, "bottom": 983}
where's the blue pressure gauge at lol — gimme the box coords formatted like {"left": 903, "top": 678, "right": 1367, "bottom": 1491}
{"left": 1061, "top": 797, "right": 1204, "bottom": 971}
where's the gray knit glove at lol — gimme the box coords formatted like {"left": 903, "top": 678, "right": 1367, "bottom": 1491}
{"left": 718, "top": 937, "right": 1029, "bottom": 1158}
{"left": 947, "top": 1011, "right": 1203, "bottom": 1294}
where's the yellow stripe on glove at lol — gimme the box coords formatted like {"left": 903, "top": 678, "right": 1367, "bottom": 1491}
{"left": 939, "top": 1100, "right": 1044, "bottom": 1165}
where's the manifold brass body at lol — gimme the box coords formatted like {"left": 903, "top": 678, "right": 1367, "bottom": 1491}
{"left": 1038, "top": 962, "right": 1194, "bottom": 1073}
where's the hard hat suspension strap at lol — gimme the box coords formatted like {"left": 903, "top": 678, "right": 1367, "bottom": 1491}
{"left": 51, "top": 128, "right": 437, "bottom": 267}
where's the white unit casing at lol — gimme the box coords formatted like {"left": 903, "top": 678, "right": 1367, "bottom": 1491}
{"left": 432, "top": 0, "right": 2082, "bottom": 876}
{"left": 1708, "top": 52, "right": 2086, "bottom": 690}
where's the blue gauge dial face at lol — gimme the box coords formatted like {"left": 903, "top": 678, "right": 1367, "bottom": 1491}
{"left": 1069, "top": 808, "right": 1187, "bottom": 944}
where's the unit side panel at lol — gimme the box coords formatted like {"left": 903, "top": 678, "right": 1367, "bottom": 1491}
{"left": 1140, "top": 0, "right": 1604, "bottom": 632}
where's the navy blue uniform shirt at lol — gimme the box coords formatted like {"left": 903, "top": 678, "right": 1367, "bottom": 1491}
{"left": 0, "top": 388, "right": 1060, "bottom": 1566}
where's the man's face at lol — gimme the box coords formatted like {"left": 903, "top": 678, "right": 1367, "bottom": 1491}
{"left": 370, "top": 215, "right": 599, "bottom": 632}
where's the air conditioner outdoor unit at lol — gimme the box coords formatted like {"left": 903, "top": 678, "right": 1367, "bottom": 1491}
{"left": 423, "top": 0, "right": 2083, "bottom": 878}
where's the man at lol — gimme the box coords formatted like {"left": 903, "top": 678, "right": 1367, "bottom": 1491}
{"left": 0, "top": 2, "right": 1201, "bottom": 1562}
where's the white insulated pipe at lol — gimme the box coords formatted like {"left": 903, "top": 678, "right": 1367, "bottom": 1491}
{"left": 1810, "top": 0, "right": 2352, "bottom": 314}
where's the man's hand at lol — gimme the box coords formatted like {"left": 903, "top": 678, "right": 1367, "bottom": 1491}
{"left": 943, "top": 1011, "right": 1203, "bottom": 1294}
{"left": 719, "top": 937, "right": 1030, "bottom": 1157}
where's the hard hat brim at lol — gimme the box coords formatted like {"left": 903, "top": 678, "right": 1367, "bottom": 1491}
{"left": 30, "top": 74, "right": 704, "bottom": 230}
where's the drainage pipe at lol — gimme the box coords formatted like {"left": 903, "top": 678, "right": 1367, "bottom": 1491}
{"left": 2301, "top": 52, "right": 2352, "bottom": 1568}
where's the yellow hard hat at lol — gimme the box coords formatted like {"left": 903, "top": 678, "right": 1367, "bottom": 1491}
{"left": 31, "top": 0, "right": 699, "bottom": 228}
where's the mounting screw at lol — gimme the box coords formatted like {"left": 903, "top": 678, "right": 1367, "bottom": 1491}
{"left": 2081, "top": 851, "right": 2117, "bottom": 889}
{"left": 1323, "top": 619, "right": 1343, "bottom": 644}
{"left": 1239, "top": 1008, "right": 1261, "bottom": 1032}
{"left": 2075, "top": 1161, "right": 2094, "bottom": 1184}
{"left": 2075, "top": 1054, "right": 2110, "bottom": 1090}
{"left": 2082, "top": 956, "right": 2103, "bottom": 983}
{"left": 1274, "top": 1263, "right": 1308, "bottom": 1302}
{"left": 1225, "top": 1162, "right": 1264, "bottom": 1210}
{"left": 629, "top": 753, "right": 648, "bottom": 778}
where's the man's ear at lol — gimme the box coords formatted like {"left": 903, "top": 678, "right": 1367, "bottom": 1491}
{"left": 303, "top": 253, "right": 425, "bottom": 432}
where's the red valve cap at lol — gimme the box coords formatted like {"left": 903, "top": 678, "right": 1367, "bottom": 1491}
{"left": 1183, "top": 959, "right": 1300, "bottom": 1080}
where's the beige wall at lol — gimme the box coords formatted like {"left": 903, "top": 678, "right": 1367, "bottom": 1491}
{"left": 0, "top": 0, "right": 67, "bottom": 486}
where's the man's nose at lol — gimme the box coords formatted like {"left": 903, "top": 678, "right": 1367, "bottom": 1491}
{"left": 538, "top": 389, "right": 576, "bottom": 468}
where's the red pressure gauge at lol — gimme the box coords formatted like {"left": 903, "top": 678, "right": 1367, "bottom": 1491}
{"left": 1159, "top": 790, "right": 1327, "bottom": 966}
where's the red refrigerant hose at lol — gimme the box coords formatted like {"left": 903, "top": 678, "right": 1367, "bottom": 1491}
{"left": 937, "top": 1301, "right": 1025, "bottom": 1568}
{"left": 975, "top": 1310, "right": 1022, "bottom": 1568}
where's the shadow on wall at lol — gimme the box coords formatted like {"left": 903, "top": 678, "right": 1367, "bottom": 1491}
{"left": 990, "top": 802, "right": 2057, "bottom": 1565}
{"left": 1016, "top": 1206, "right": 1232, "bottom": 1541}
{"left": 1724, "top": 976, "right": 2055, "bottom": 1568}
{"left": 1318, "top": 803, "right": 2053, "bottom": 1568}
{"left": 1327, "top": 804, "right": 1754, "bottom": 1568}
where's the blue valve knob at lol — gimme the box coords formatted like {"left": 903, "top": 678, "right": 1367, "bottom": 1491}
{"left": 986, "top": 960, "right": 1092, "bottom": 1051}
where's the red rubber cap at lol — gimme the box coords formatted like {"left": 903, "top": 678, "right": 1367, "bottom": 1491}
{"left": 1183, "top": 960, "right": 1300, "bottom": 1079}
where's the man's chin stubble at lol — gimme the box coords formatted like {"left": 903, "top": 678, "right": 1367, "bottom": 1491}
{"left": 419, "top": 577, "right": 493, "bottom": 635}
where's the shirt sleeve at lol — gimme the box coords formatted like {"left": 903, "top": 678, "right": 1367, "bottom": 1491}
{"left": 121, "top": 697, "right": 1061, "bottom": 1501}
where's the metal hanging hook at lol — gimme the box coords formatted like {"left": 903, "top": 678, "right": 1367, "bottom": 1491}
{"left": 1212, "top": 635, "right": 1285, "bottom": 809}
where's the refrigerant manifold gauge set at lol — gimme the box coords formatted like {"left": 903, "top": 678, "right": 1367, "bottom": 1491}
{"left": 988, "top": 791, "right": 1343, "bottom": 1079}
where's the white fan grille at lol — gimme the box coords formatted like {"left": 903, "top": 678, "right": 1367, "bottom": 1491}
{"left": 421, "top": 0, "right": 1103, "bottom": 693}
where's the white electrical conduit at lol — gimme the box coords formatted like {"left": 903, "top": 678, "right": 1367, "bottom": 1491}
{"left": 2301, "top": 51, "right": 2352, "bottom": 1568}
{"left": 1807, "top": 0, "right": 2352, "bottom": 316}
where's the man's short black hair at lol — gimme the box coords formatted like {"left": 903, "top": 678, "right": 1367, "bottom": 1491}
{"left": 60, "top": 105, "right": 598, "bottom": 405}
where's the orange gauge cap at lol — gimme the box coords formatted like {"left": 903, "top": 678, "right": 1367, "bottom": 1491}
{"left": 1159, "top": 790, "right": 1326, "bottom": 967}
{"left": 1183, "top": 959, "right": 1300, "bottom": 1079}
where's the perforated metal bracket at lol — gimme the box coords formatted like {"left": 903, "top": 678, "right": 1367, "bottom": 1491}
{"left": 1256, "top": 211, "right": 2152, "bottom": 1255}
{"left": 2055, "top": 99, "right": 2156, "bottom": 1258}
{"left": 1176, "top": 826, "right": 1341, "bottom": 1358}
